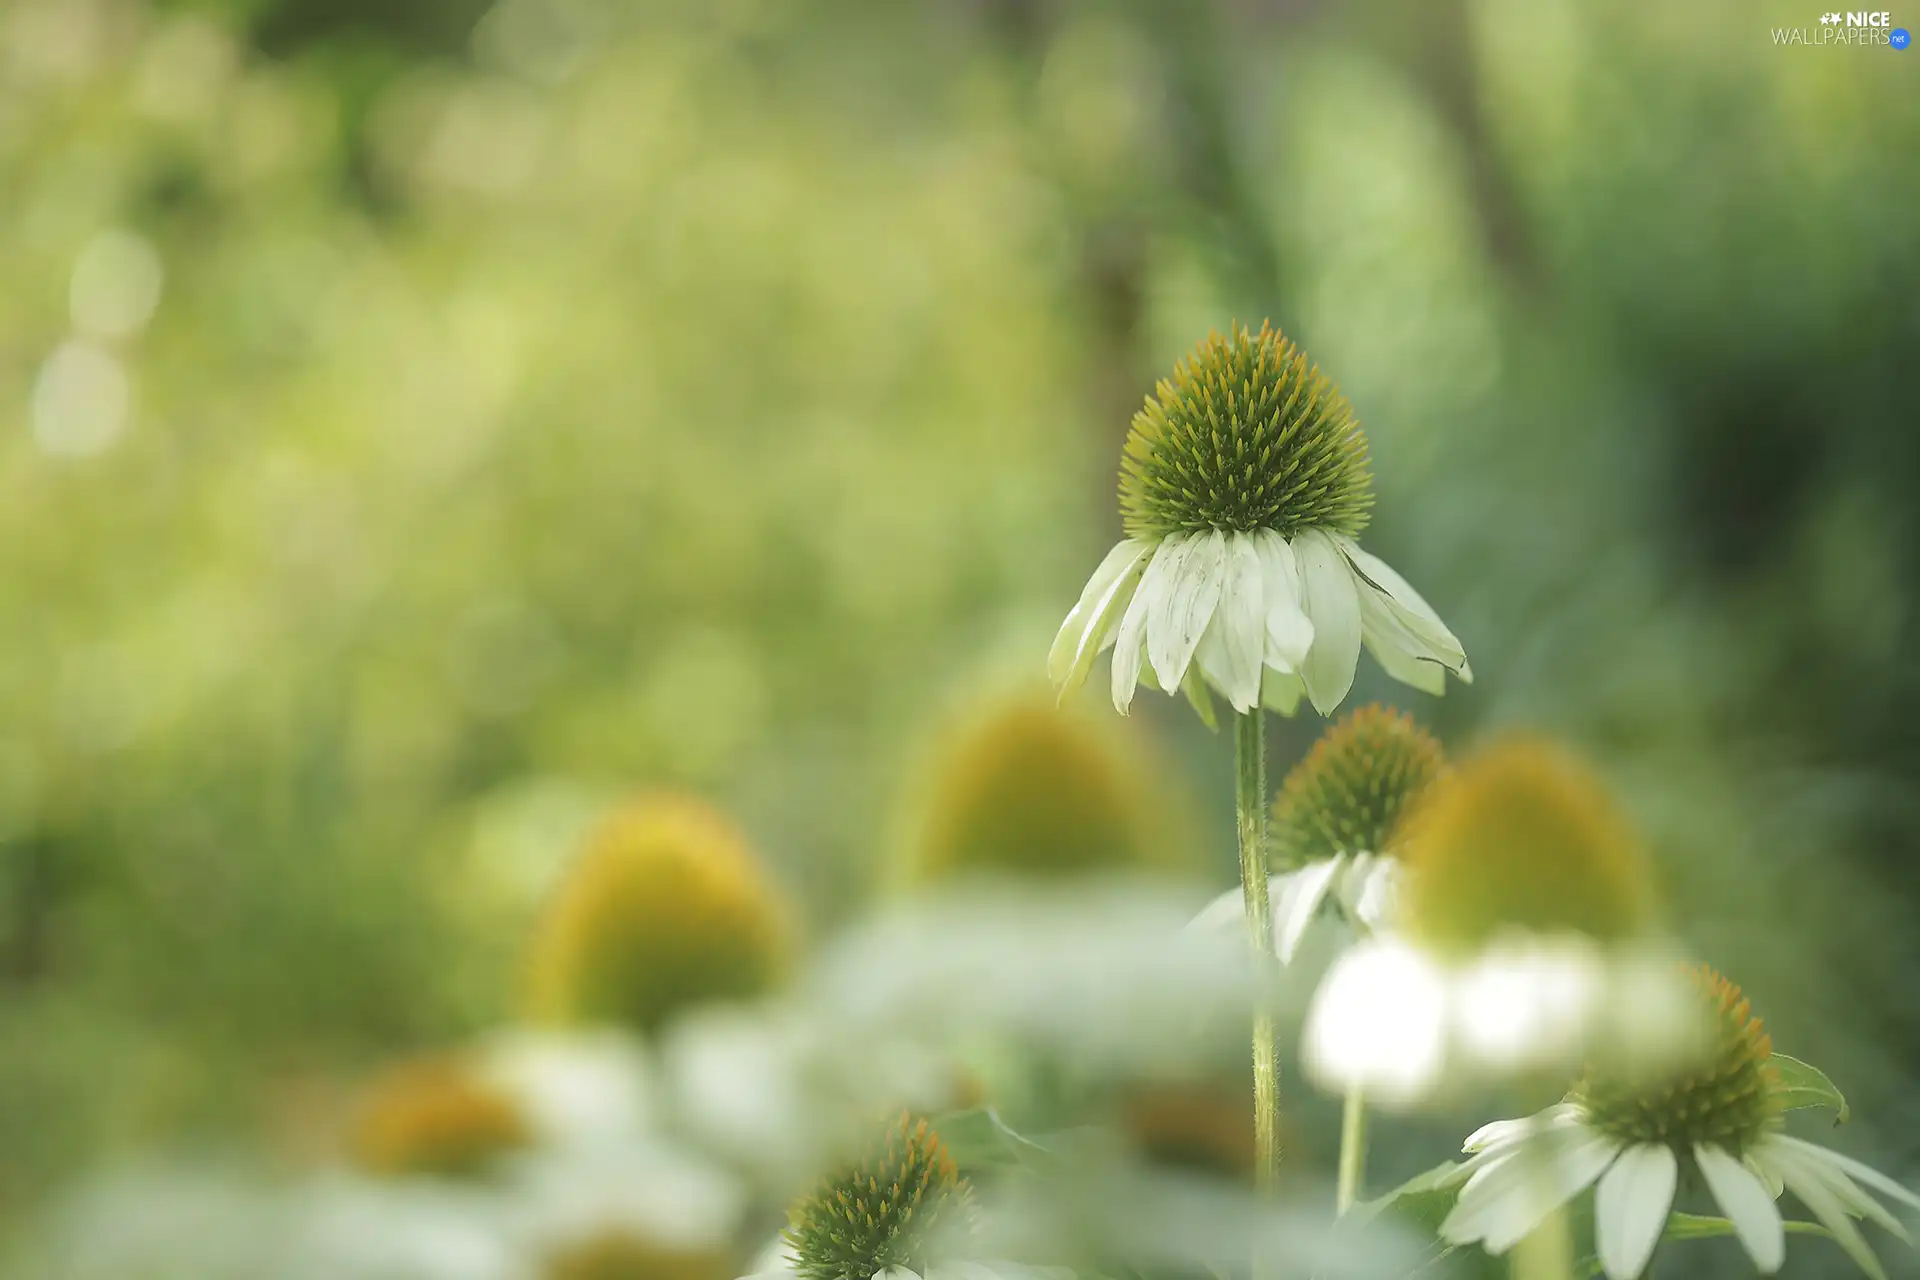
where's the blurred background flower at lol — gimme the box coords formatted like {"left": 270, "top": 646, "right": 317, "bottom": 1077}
{"left": 3, "top": 0, "right": 1919, "bottom": 1276}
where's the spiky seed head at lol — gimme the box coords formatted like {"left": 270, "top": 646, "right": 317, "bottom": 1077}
{"left": 893, "top": 696, "right": 1200, "bottom": 886}
{"left": 1396, "top": 739, "right": 1658, "bottom": 958}
{"left": 786, "top": 1114, "right": 973, "bottom": 1280}
{"left": 543, "top": 1233, "right": 733, "bottom": 1280}
{"left": 1271, "top": 704, "right": 1448, "bottom": 869}
{"left": 523, "top": 796, "right": 793, "bottom": 1035}
{"left": 1575, "top": 965, "right": 1781, "bottom": 1156}
{"left": 349, "top": 1056, "right": 532, "bottom": 1179}
{"left": 1120, "top": 322, "right": 1373, "bottom": 541}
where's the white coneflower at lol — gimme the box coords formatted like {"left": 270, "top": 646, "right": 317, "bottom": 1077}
{"left": 1441, "top": 965, "right": 1920, "bottom": 1280}
{"left": 1048, "top": 322, "right": 1468, "bottom": 720}
{"left": 1189, "top": 704, "right": 1446, "bottom": 962}
{"left": 1301, "top": 740, "right": 1689, "bottom": 1107}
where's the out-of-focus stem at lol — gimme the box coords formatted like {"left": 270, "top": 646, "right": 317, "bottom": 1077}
{"left": 1511, "top": 1204, "right": 1575, "bottom": 1280}
{"left": 1336, "top": 1088, "right": 1368, "bottom": 1213}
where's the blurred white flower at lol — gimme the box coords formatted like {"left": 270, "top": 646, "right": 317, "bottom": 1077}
{"left": 1302, "top": 933, "right": 1695, "bottom": 1108}
{"left": 476, "top": 1029, "right": 653, "bottom": 1151}
{"left": 505, "top": 1142, "right": 744, "bottom": 1261}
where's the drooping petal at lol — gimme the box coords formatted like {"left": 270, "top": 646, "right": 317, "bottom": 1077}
{"left": 1333, "top": 534, "right": 1467, "bottom": 672}
{"left": 1594, "top": 1144, "right": 1678, "bottom": 1280}
{"left": 1348, "top": 856, "right": 1399, "bottom": 928}
{"left": 1275, "top": 856, "right": 1344, "bottom": 963}
{"left": 1773, "top": 1141, "right": 1914, "bottom": 1244}
{"left": 1293, "top": 530, "right": 1363, "bottom": 716}
{"left": 1697, "top": 1144, "right": 1786, "bottom": 1272}
{"left": 1261, "top": 666, "right": 1306, "bottom": 716}
{"left": 1773, "top": 1135, "right": 1920, "bottom": 1214}
{"left": 1109, "top": 537, "right": 1179, "bottom": 713}
{"left": 1145, "top": 529, "right": 1225, "bottom": 694}
{"left": 1185, "top": 877, "right": 1287, "bottom": 936}
{"left": 1773, "top": 1146, "right": 1892, "bottom": 1280}
{"left": 1362, "top": 621, "right": 1448, "bottom": 696}
{"left": 1193, "top": 532, "right": 1265, "bottom": 712}
{"left": 1746, "top": 1150, "right": 1786, "bottom": 1200}
{"left": 1253, "top": 529, "right": 1313, "bottom": 672}
{"left": 1048, "top": 539, "right": 1152, "bottom": 693}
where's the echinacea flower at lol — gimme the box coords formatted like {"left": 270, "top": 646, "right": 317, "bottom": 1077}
{"left": 1440, "top": 965, "right": 1920, "bottom": 1280}
{"left": 1301, "top": 740, "right": 1690, "bottom": 1105}
{"left": 1048, "top": 323, "right": 1468, "bottom": 720}
{"left": 1189, "top": 704, "right": 1446, "bottom": 960}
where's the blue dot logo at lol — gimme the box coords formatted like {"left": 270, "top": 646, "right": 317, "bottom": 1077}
{"left": 1893, "top": 26, "right": 1912, "bottom": 48}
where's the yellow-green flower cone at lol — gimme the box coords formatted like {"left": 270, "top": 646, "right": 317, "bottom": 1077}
{"left": 1271, "top": 702, "right": 1448, "bottom": 867}
{"left": 524, "top": 796, "right": 793, "bottom": 1034}
{"left": 349, "top": 1055, "right": 532, "bottom": 1179}
{"left": 890, "top": 694, "right": 1201, "bottom": 886}
{"left": 1575, "top": 963, "right": 1781, "bottom": 1157}
{"left": 1396, "top": 739, "right": 1658, "bottom": 958}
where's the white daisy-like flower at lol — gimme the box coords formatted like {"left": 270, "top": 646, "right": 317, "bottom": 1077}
{"left": 1300, "top": 739, "right": 1697, "bottom": 1106}
{"left": 1047, "top": 324, "right": 1467, "bottom": 720}
{"left": 1440, "top": 966, "right": 1920, "bottom": 1280}
{"left": 1188, "top": 703, "right": 1448, "bottom": 961}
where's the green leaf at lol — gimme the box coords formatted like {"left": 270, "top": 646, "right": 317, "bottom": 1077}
{"left": 1344, "top": 1159, "right": 1465, "bottom": 1231}
{"left": 1772, "top": 1052, "right": 1851, "bottom": 1123}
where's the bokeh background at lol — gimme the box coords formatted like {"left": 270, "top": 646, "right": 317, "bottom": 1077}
{"left": 3, "top": 0, "right": 1919, "bottom": 1272}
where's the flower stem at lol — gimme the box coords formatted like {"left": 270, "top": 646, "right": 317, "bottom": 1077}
{"left": 1234, "top": 709, "right": 1280, "bottom": 1191}
{"left": 1510, "top": 1204, "right": 1574, "bottom": 1280}
{"left": 1335, "top": 1088, "right": 1367, "bottom": 1213}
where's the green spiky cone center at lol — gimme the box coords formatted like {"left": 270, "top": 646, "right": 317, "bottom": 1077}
{"left": 1119, "top": 322, "right": 1373, "bottom": 541}
{"left": 1271, "top": 704, "right": 1447, "bottom": 869}
{"left": 1574, "top": 968, "right": 1780, "bottom": 1156}
{"left": 788, "top": 1117, "right": 972, "bottom": 1280}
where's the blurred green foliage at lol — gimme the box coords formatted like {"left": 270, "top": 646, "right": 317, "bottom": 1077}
{"left": 3, "top": 1, "right": 1920, "bottom": 1273}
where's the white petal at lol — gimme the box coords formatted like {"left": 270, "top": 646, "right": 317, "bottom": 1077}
{"left": 1594, "top": 1144, "right": 1677, "bottom": 1280}
{"left": 1697, "top": 1144, "right": 1785, "bottom": 1272}
{"left": 1275, "top": 856, "right": 1344, "bottom": 963}
{"left": 1351, "top": 857, "right": 1398, "bottom": 927}
{"left": 1772, "top": 1140, "right": 1913, "bottom": 1244}
{"left": 1481, "top": 1134, "right": 1622, "bottom": 1254}
{"left": 1203, "top": 532, "right": 1266, "bottom": 711}
{"left": 1461, "top": 1104, "right": 1581, "bottom": 1154}
{"left": 1774, "top": 1146, "right": 1891, "bottom": 1280}
{"left": 1334, "top": 535, "right": 1467, "bottom": 670}
{"left": 1442, "top": 1130, "right": 1619, "bottom": 1253}
{"left": 1147, "top": 529, "right": 1226, "bottom": 694}
{"left": 1362, "top": 621, "right": 1448, "bottom": 696}
{"left": 1048, "top": 539, "right": 1151, "bottom": 692}
{"left": 1773, "top": 1135, "right": 1920, "bottom": 1214}
{"left": 1110, "top": 537, "right": 1181, "bottom": 712}
{"left": 1185, "top": 875, "right": 1291, "bottom": 936}
{"left": 1253, "top": 529, "right": 1313, "bottom": 671}
{"left": 1293, "top": 530, "right": 1363, "bottom": 716}
{"left": 1260, "top": 666, "right": 1306, "bottom": 716}
{"left": 1179, "top": 662, "right": 1219, "bottom": 729}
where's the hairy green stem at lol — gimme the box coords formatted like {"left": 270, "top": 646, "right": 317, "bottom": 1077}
{"left": 1234, "top": 709, "right": 1279, "bottom": 1192}
{"left": 1336, "top": 1088, "right": 1368, "bottom": 1213}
